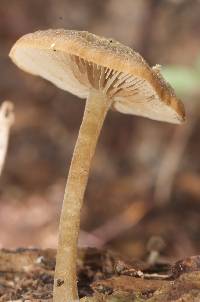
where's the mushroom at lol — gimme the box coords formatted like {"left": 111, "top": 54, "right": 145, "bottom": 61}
{"left": 9, "top": 29, "right": 185, "bottom": 302}
{"left": 147, "top": 236, "right": 166, "bottom": 266}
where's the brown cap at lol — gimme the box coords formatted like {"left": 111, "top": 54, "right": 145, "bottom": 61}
{"left": 9, "top": 29, "right": 185, "bottom": 124}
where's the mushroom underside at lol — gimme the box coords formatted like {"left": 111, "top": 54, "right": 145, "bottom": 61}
{"left": 12, "top": 47, "right": 180, "bottom": 123}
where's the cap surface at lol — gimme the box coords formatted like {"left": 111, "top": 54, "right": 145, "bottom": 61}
{"left": 9, "top": 29, "right": 185, "bottom": 124}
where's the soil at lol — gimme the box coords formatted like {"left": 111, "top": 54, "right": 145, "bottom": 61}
{"left": 1, "top": 248, "right": 200, "bottom": 301}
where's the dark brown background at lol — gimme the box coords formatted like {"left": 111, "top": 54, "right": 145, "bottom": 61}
{"left": 0, "top": 0, "right": 200, "bottom": 262}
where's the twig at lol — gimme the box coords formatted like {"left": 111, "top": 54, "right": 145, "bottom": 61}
{"left": 142, "top": 272, "right": 171, "bottom": 280}
{"left": 0, "top": 101, "right": 15, "bottom": 176}
{"left": 89, "top": 199, "right": 151, "bottom": 247}
{"left": 78, "top": 230, "right": 104, "bottom": 247}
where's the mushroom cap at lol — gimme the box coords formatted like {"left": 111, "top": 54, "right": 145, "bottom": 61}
{"left": 9, "top": 29, "right": 185, "bottom": 124}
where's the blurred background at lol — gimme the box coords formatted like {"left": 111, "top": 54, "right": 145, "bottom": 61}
{"left": 0, "top": 0, "right": 200, "bottom": 263}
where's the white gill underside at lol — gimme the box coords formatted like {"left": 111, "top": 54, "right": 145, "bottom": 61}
{"left": 70, "top": 55, "right": 179, "bottom": 123}
{"left": 13, "top": 47, "right": 180, "bottom": 123}
{"left": 70, "top": 55, "right": 148, "bottom": 99}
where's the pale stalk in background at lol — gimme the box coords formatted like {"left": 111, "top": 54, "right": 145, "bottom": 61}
{"left": 154, "top": 103, "right": 196, "bottom": 205}
{"left": 0, "top": 101, "right": 15, "bottom": 176}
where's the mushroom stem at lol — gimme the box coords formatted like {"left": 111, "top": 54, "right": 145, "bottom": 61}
{"left": 53, "top": 91, "right": 111, "bottom": 302}
{"left": 0, "top": 101, "right": 14, "bottom": 176}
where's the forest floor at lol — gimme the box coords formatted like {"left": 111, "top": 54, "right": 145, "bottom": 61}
{"left": 1, "top": 248, "right": 200, "bottom": 301}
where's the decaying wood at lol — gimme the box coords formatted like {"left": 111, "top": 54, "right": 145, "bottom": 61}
{"left": 1, "top": 248, "right": 200, "bottom": 301}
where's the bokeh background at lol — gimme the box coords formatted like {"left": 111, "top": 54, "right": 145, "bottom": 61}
{"left": 0, "top": 0, "right": 200, "bottom": 262}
